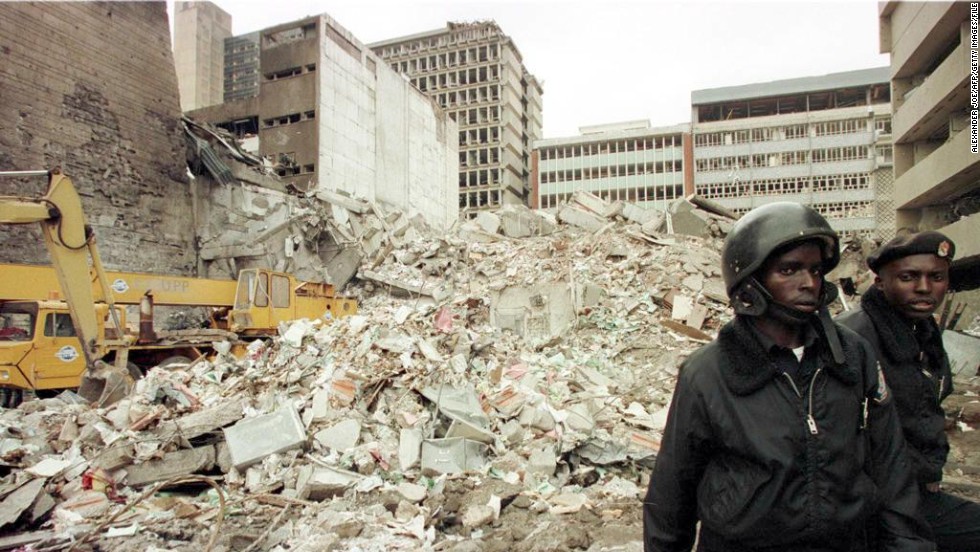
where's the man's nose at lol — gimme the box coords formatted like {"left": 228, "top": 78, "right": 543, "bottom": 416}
{"left": 914, "top": 275, "right": 931, "bottom": 293}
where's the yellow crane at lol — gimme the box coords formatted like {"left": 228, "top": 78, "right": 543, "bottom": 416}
{"left": 0, "top": 169, "right": 356, "bottom": 407}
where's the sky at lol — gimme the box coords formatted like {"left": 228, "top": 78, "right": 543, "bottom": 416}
{"left": 170, "top": 0, "right": 889, "bottom": 139}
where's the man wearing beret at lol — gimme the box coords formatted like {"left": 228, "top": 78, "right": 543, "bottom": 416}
{"left": 838, "top": 231, "right": 980, "bottom": 552}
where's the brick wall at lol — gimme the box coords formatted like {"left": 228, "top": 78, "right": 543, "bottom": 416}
{"left": 0, "top": 2, "right": 195, "bottom": 274}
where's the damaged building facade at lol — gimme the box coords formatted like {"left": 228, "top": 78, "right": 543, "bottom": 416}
{"left": 173, "top": 1, "right": 231, "bottom": 111}
{"left": 530, "top": 121, "right": 693, "bottom": 211}
{"left": 187, "top": 14, "right": 459, "bottom": 231}
{"left": 370, "top": 21, "right": 544, "bottom": 215}
{"left": 879, "top": 1, "right": 980, "bottom": 282}
{"left": 691, "top": 67, "right": 895, "bottom": 238}
{"left": 0, "top": 2, "right": 195, "bottom": 274}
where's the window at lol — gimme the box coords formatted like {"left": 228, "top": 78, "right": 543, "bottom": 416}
{"left": 271, "top": 275, "right": 290, "bottom": 308}
{"left": 44, "top": 313, "right": 76, "bottom": 337}
{"left": 255, "top": 272, "right": 269, "bottom": 307}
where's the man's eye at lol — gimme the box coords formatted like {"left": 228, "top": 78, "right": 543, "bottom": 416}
{"left": 779, "top": 268, "right": 796, "bottom": 276}
{"left": 898, "top": 274, "right": 913, "bottom": 282}
{"left": 931, "top": 273, "right": 946, "bottom": 282}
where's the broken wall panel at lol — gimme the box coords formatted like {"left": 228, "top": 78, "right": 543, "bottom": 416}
{"left": 0, "top": 2, "right": 194, "bottom": 273}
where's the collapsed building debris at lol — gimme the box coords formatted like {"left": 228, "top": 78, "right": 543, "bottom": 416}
{"left": 3, "top": 190, "right": 980, "bottom": 551}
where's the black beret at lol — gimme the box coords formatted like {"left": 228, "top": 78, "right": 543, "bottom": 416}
{"left": 867, "top": 231, "right": 955, "bottom": 273}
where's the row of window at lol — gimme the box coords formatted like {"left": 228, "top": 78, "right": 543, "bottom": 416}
{"left": 409, "top": 65, "right": 501, "bottom": 92}
{"left": 433, "top": 84, "right": 502, "bottom": 108}
{"left": 695, "top": 173, "right": 872, "bottom": 199}
{"left": 459, "top": 168, "right": 502, "bottom": 188}
{"left": 262, "top": 110, "right": 316, "bottom": 129}
{"left": 539, "top": 184, "right": 684, "bottom": 209}
{"left": 378, "top": 34, "right": 501, "bottom": 64}
{"left": 732, "top": 200, "right": 874, "bottom": 220}
{"left": 448, "top": 105, "right": 501, "bottom": 128}
{"left": 694, "top": 116, "right": 891, "bottom": 147}
{"left": 459, "top": 188, "right": 503, "bottom": 209}
{"left": 696, "top": 146, "right": 872, "bottom": 172}
{"left": 460, "top": 126, "right": 501, "bottom": 146}
{"left": 460, "top": 147, "right": 501, "bottom": 167}
{"left": 540, "top": 136, "right": 683, "bottom": 161}
{"left": 540, "top": 161, "right": 684, "bottom": 184}
{"left": 264, "top": 63, "right": 316, "bottom": 82}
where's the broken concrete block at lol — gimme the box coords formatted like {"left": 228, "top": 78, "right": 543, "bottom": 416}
{"left": 621, "top": 203, "right": 659, "bottom": 225}
{"left": 527, "top": 445, "right": 558, "bottom": 476}
{"left": 474, "top": 211, "right": 501, "bottom": 235}
{"left": 421, "top": 438, "right": 488, "bottom": 476}
{"left": 325, "top": 247, "right": 363, "bottom": 289}
{"left": 0, "top": 478, "right": 45, "bottom": 528}
{"left": 296, "top": 465, "right": 364, "bottom": 500}
{"left": 154, "top": 399, "right": 245, "bottom": 441}
{"left": 558, "top": 206, "right": 606, "bottom": 232}
{"left": 498, "top": 206, "right": 539, "bottom": 238}
{"left": 671, "top": 295, "right": 694, "bottom": 321}
{"left": 25, "top": 458, "right": 72, "bottom": 478}
{"left": 223, "top": 406, "right": 306, "bottom": 470}
{"left": 313, "top": 419, "right": 361, "bottom": 452}
{"left": 396, "top": 482, "right": 427, "bottom": 503}
{"left": 577, "top": 284, "right": 604, "bottom": 308}
{"left": 420, "top": 385, "right": 490, "bottom": 428}
{"left": 642, "top": 216, "right": 667, "bottom": 237}
{"left": 445, "top": 418, "right": 495, "bottom": 444}
{"left": 671, "top": 208, "right": 712, "bottom": 238}
{"left": 399, "top": 428, "right": 423, "bottom": 471}
{"left": 315, "top": 189, "right": 371, "bottom": 214}
{"left": 462, "top": 504, "right": 496, "bottom": 528}
{"left": 95, "top": 443, "right": 135, "bottom": 471}
{"left": 124, "top": 446, "right": 216, "bottom": 487}
{"left": 570, "top": 190, "right": 609, "bottom": 216}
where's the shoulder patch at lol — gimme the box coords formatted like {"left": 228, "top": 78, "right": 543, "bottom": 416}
{"left": 874, "top": 362, "right": 891, "bottom": 405}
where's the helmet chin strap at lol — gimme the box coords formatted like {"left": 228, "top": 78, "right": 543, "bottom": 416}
{"left": 732, "top": 277, "right": 846, "bottom": 365}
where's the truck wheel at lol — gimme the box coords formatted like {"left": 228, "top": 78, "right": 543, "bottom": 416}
{"left": 0, "top": 389, "right": 21, "bottom": 409}
{"left": 157, "top": 356, "right": 193, "bottom": 369}
{"left": 0, "top": 388, "right": 9, "bottom": 408}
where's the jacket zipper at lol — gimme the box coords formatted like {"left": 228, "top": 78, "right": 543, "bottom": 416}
{"left": 781, "top": 369, "right": 822, "bottom": 435}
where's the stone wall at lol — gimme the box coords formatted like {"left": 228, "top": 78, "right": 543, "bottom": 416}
{"left": 0, "top": 2, "right": 195, "bottom": 274}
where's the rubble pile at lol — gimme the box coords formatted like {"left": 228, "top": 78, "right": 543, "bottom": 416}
{"left": 10, "top": 191, "right": 975, "bottom": 551}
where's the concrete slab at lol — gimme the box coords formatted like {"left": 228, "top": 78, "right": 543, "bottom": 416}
{"left": 421, "top": 438, "right": 488, "bottom": 476}
{"left": 474, "top": 212, "right": 501, "bottom": 235}
{"left": 223, "top": 406, "right": 306, "bottom": 470}
{"left": 558, "top": 206, "right": 606, "bottom": 233}
{"left": 570, "top": 191, "right": 609, "bottom": 216}
{"left": 313, "top": 419, "right": 361, "bottom": 452}
{"left": 296, "top": 465, "right": 364, "bottom": 500}
{"left": 124, "top": 445, "right": 216, "bottom": 487}
{"left": 945, "top": 330, "right": 980, "bottom": 378}
{"left": 155, "top": 399, "right": 245, "bottom": 441}
{"left": 399, "top": 428, "right": 423, "bottom": 471}
{"left": 325, "top": 247, "right": 363, "bottom": 289}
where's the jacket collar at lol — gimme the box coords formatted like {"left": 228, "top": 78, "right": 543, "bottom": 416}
{"left": 717, "top": 315, "right": 860, "bottom": 396}
{"left": 860, "top": 287, "right": 941, "bottom": 364}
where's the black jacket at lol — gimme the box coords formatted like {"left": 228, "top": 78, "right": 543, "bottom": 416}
{"left": 837, "top": 288, "right": 952, "bottom": 486}
{"left": 643, "top": 315, "right": 932, "bottom": 552}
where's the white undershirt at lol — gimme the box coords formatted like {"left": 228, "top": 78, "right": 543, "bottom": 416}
{"left": 792, "top": 346, "right": 805, "bottom": 362}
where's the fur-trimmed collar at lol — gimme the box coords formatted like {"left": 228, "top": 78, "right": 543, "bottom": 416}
{"left": 717, "top": 316, "right": 861, "bottom": 396}
{"left": 860, "top": 287, "right": 942, "bottom": 365}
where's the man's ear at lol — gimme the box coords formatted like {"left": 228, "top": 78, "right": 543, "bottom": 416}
{"left": 873, "top": 274, "right": 883, "bottom": 290}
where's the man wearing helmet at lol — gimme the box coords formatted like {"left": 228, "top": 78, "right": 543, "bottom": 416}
{"left": 643, "top": 203, "right": 932, "bottom": 552}
{"left": 837, "top": 232, "right": 980, "bottom": 552}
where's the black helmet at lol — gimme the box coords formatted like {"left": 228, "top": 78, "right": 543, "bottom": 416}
{"left": 722, "top": 202, "right": 840, "bottom": 302}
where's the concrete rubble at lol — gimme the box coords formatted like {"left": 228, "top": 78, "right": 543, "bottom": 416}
{"left": 4, "top": 189, "right": 980, "bottom": 551}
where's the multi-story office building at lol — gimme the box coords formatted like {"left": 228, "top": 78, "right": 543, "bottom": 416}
{"left": 691, "top": 68, "right": 894, "bottom": 238}
{"left": 173, "top": 1, "right": 231, "bottom": 111}
{"left": 370, "top": 21, "right": 543, "bottom": 215}
{"left": 224, "top": 31, "right": 260, "bottom": 103}
{"left": 879, "top": 1, "right": 979, "bottom": 279}
{"left": 185, "top": 15, "right": 459, "bottom": 229}
{"left": 531, "top": 120, "right": 692, "bottom": 211}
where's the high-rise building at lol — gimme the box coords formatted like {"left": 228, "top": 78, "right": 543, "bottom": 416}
{"left": 370, "top": 21, "right": 543, "bottom": 215}
{"left": 224, "top": 31, "right": 260, "bottom": 103}
{"left": 185, "top": 15, "right": 459, "bottom": 230}
{"left": 173, "top": 1, "right": 231, "bottom": 111}
{"left": 691, "top": 68, "right": 894, "bottom": 238}
{"left": 879, "top": 1, "right": 979, "bottom": 279}
{"left": 531, "top": 121, "right": 692, "bottom": 211}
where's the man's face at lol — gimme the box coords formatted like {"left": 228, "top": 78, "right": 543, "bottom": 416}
{"left": 875, "top": 254, "right": 949, "bottom": 320}
{"left": 760, "top": 242, "right": 824, "bottom": 314}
